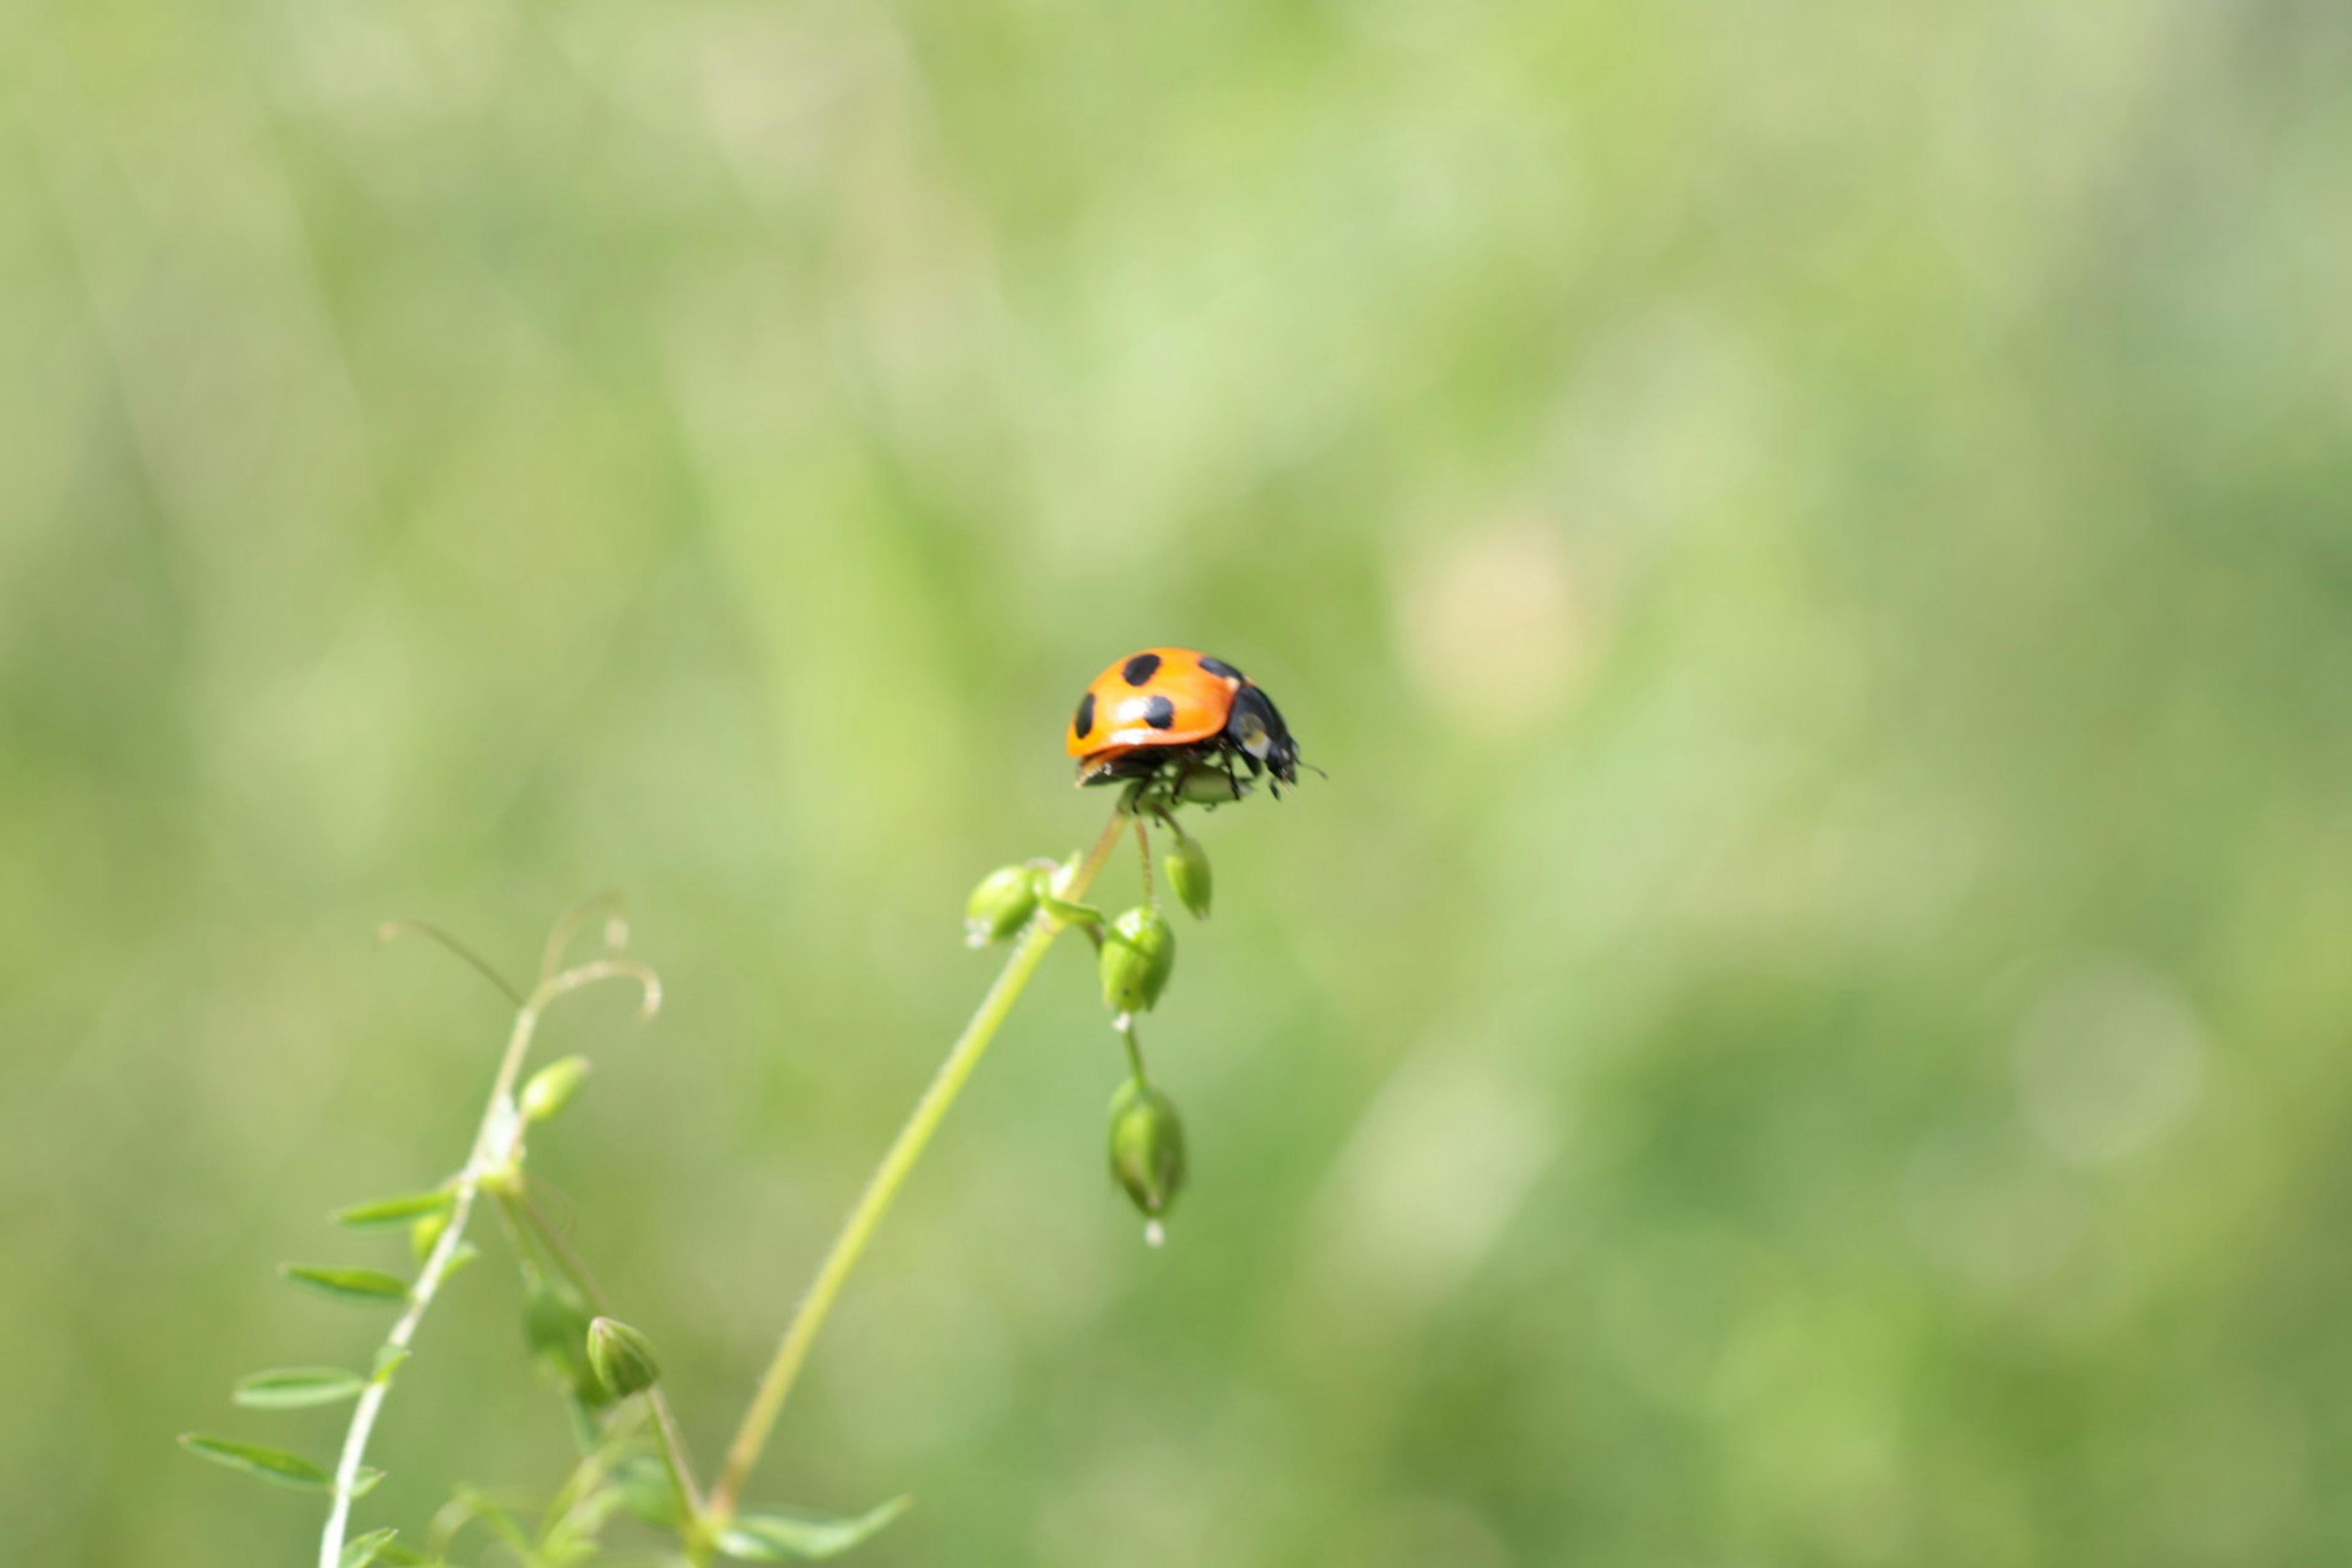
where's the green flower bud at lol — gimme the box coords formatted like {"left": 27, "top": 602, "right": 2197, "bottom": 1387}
{"left": 1099, "top": 907, "right": 1175, "bottom": 1014}
{"left": 965, "top": 865, "right": 1040, "bottom": 948}
{"left": 521, "top": 1055, "right": 592, "bottom": 1123}
{"left": 1109, "top": 1079, "right": 1188, "bottom": 1225}
{"left": 1164, "top": 835, "right": 1212, "bottom": 920}
{"left": 586, "top": 1316, "right": 663, "bottom": 1399}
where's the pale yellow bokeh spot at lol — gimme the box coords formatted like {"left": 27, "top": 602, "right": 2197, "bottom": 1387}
{"left": 1394, "top": 518, "right": 1595, "bottom": 740}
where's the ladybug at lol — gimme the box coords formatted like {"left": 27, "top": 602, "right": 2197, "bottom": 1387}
{"left": 1067, "top": 647, "right": 1305, "bottom": 799}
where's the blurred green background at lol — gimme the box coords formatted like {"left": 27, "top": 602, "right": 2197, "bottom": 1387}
{"left": 5, "top": 0, "right": 2350, "bottom": 1562}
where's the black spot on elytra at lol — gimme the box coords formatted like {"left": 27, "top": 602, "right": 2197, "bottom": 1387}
{"left": 1073, "top": 692, "right": 1096, "bottom": 739}
{"left": 1122, "top": 652, "right": 1163, "bottom": 686}
{"left": 1199, "top": 655, "right": 1243, "bottom": 681}
{"left": 1142, "top": 694, "right": 1177, "bottom": 729}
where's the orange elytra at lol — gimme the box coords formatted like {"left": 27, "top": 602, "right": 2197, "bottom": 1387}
{"left": 1066, "top": 647, "right": 1303, "bottom": 799}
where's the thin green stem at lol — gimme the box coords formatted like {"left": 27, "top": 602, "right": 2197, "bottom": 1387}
{"left": 1135, "top": 818, "right": 1155, "bottom": 909}
{"left": 507, "top": 1189, "right": 606, "bottom": 1310}
{"left": 377, "top": 920, "right": 526, "bottom": 1008}
{"left": 706, "top": 810, "right": 1133, "bottom": 1525}
{"left": 504, "top": 1187, "right": 706, "bottom": 1519}
{"left": 1117, "top": 1014, "right": 1149, "bottom": 1084}
{"left": 320, "top": 1006, "right": 535, "bottom": 1568}
{"left": 318, "top": 954, "right": 661, "bottom": 1568}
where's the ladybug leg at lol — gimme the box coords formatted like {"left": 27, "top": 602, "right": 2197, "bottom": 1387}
{"left": 1237, "top": 747, "right": 1283, "bottom": 800}
{"left": 1242, "top": 750, "right": 1272, "bottom": 797}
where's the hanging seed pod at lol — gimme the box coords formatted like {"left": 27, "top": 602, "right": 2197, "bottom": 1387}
{"left": 1108, "top": 1079, "right": 1188, "bottom": 1225}
{"left": 964, "top": 865, "right": 1041, "bottom": 947}
{"left": 1099, "top": 908, "right": 1175, "bottom": 1014}
{"left": 1176, "top": 766, "right": 1253, "bottom": 805}
{"left": 1164, "top": 834, "right": 1213, "bottom": 920}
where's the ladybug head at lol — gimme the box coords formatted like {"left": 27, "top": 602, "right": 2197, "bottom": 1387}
{"left": 1225, "top": 685, "right": 1301, "bottom": 790}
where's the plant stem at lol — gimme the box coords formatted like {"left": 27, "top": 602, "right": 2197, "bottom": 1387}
{"left": 1135, "top": 818, "right": 1155, "bottom": 908}
{"left": 706, "top": 810, "right": 1133, "bottom": 1524}
{"left": 503, "top": 1186, "right": 706, "bottom": 1518}
{"left": 1117, "top": 1014, "right": 1148, "bottom": 1084}
{"left": 319, "top": 958, "right": 660, "bottom": 1568}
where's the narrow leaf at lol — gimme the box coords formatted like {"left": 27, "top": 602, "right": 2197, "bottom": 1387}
{"left": 1038, "top": 895, "right": 1102, "bottom": 927}
{"left": 282, "top": 1264, "right": 410, "bottom": 1304}
{"left": 341, "top": 1526, "right": 400, "bottom": 1568}
{"left": 611, "top": 1455, "right": 683, "bottom": 1528}
{"left": 716, "top": 1497, "right": 913, "bottom": 1562}
{"left": 333, "top": 1189, "right": 454, "bottom": 1231}
{"left": 438, "top": 1488, "right": 536, "bottom": 1555}
{"left": 352, "top": 1466, "right": 387, "bottom": 1498}
{"left": 409, "top": 1210, "right": 451, "bottom": 1264}
{"left": 233, "top": 1366, "right": 366, "bottom": 1410}
{"left": 373, "top": 1347, "right": 412, "bottom": 1382}
{"left": 178, "top": 1433, "right": 331, "bottom": 1491}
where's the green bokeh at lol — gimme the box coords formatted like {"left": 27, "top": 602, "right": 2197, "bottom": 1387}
{"left": 4, "top": 0, "right": 2349, "bottom": 1562}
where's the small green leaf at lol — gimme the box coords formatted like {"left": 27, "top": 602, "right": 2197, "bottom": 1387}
{"left": 440, "top": 1242, "right": 482, "bottom": 1280}
{"left": 282, "top": 1264, "right": 410, "bottom": 1304}
{"left": 333, "top": 1189, "right": 454, "bottom": 1231}
{"left": 716, "top": 1497, "right": 913, "bottom": 1561}
{"left": 612, "top": 1455, "right": 683, "bottom": 1528}
{"left": 352, "top": 1466, "right": 387, "bottom": 1498}
{"left": 178, "top": 1433, "right": 331, "bottom": 1491}
{"left": 372, "top": 1346, "right": 411, "bottom": 1382}
{"left": 341, "top": 1526, "right": 400, "bottom": 1567}
{"left": 439, "top": 1488, "right": 536, "bottom": 1554}
{"left": 232, "top": 1367, "right": 366, "bottom": 1410}
{"left": 1038, "top": 894, "right": 1103, "bottom": 927}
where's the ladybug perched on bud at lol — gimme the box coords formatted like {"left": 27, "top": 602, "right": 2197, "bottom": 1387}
{"left": 1066, "top": 647, "right": 1306, "bottom": 800}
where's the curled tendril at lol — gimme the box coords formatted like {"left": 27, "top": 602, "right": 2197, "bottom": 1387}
{"left": 376, "top": 921, "right": 526, "bottom": 1008}
{"left": 532, "top": 958, "right": 663, "bottom": 1023}
{"left": 538, "top": 888, "right": 630, "bottom": 987}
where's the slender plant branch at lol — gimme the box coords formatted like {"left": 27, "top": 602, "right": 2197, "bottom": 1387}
{"left": 503, "top": 1186, "right": 706, "bottom": 1519}
{"left": 706, "top": 809, "right": 1134, "bottom": 1524}
{"left": 1117, "top": 1014, "right": 1148, "bottom": 1084}
{"left": 541, "top": 889, "right": 628, "bottom": 986}
{"left": 503, "top": 1188, "right": 613, "bottom": 1312}
{"left": 377, "top": 920, "right": 527, "bottom": 1008}
{"left": 318, "top": 959, "right": 661, "bottom": 1568}
{"left": 1134, "top": 818, "right": 1155, "bottom": 907}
